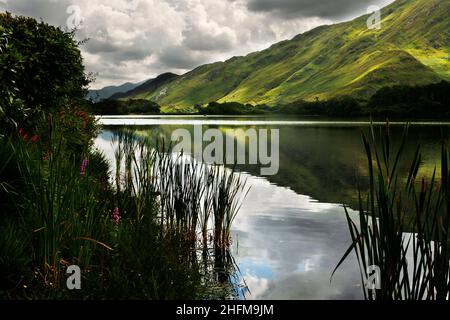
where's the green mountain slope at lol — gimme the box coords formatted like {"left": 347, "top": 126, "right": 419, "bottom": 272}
{"left": 120, "top": 0, "right": 450, "bottom": 111}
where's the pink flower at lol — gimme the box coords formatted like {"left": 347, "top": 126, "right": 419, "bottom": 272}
{"left": 113, "top": 207, "right": 120, "bottom": 226}
{"left": 80, "top": 158, "right": 88, "bottom": 175}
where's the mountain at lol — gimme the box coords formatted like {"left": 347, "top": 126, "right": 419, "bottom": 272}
{"left": 109, "top": 73, "right": 178, "bottom": 100}
{"left": 118, "top": 0, "right": 450, "bottom": 111}
{"left": 87, "top": 81, "right": 145, "bottom": 102}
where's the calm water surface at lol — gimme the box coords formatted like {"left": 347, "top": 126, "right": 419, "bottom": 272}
{"left": 94, "top": 115, "right": 450, "bottom": 300}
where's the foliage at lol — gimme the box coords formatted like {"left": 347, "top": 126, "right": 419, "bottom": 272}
{"left": 275, "top": 96, "right": 363, "bottom": 116}
{"left": 0, "top": 25, "right": 32, "bottom": 136}
{"left": 367, "top": 81, "right": 450, "bottom": 118}
{"left": 93, "top": 99, "right": 160, "bottom": 115}
{"left": 199, "top": 101, "right": 270, "bottom": 115}
{"left": 0, "top": 12, "right": 89, "bottom": 136}
{"left": 0, "top": 138, "right": 30, "bottom": 291}
{"left": 53, "top": 106, "right": 98, "bottom": 155}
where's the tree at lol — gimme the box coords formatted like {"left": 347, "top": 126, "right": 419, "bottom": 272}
{"left": 0, "top": 12, "right": 90, "bottom": 134}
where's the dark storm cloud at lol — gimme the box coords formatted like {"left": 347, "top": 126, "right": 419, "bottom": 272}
{"left": 247, "top": 0, "right": 393, "bottom": 20}
{"left": 182, "top": 25, "right": 235, "bottom": 51}
{"left": 85, "top": 38, "right": 153, "bottom": 61}
{"left": 0, "top": 0, "right": 71, "bottom": 27}
{"left": 158, "top": 45, "right": 206, "bottom": 69}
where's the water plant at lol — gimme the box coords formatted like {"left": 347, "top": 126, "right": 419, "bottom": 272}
{"left": 110, "top": 130, "right": 250, "bottom": 298}
{"left": 334, "top": 123, "right": 450, "bottom": 300}
{"left": 0, "top": 118, "right": 249, "bottom": 299}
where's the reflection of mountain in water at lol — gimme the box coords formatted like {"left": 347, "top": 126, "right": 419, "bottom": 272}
{"left": 104, "top": 124, "right": 447, "bottom": 208}
{"left": 238, "top": 125, "right": 447, "bottom": 208}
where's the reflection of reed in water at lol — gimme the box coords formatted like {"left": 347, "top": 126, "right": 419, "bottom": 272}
{"left": 198, "top": 242, "right": 249, "bottom": 299}
{"left": 112, "top": 129, "right": 249, "bottom": 299}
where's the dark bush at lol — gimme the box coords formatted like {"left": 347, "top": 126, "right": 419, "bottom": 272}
{"left": 368, "top": 81, "right": 450, "bottom": 118}
{"left": 199, "top": 101, "right": 270, "bottom": 115}
{"left": 276, "top": 96, "right": 363, "bottom": 116}
{"left": 92, "top": 99, "right": 161, "bottom": 115}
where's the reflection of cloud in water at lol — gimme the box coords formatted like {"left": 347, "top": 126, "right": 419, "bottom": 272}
{"left": 233, "top": 176, "right": 337, "bottom": 234}
{"left": 246, "top": 176, "right": 336, "bottom": 212}
{"left": 243, "top": 273, "right": 270, "bottom": 300}
{"left": 94, "top": 131, "right": 116, "bottom": 162}
{"left": 234, "top": 173, "right": 363, "bottom": 299}
{"left": 296, "top": 256, "right": 320, "bottom": 273}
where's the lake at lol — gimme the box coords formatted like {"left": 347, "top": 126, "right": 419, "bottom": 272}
{"left": 94, "top": 115, "right": 450, "bottom": 300}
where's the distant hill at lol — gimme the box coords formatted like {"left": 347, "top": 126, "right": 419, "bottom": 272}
{"left": 110, "top": 72, "right": 178, "bottom": 100}
{"left": 86, "top": 81, "right": 145, "bottom": 102}
{"left": 115, "top": 0, "right": 449, "bottom": 112}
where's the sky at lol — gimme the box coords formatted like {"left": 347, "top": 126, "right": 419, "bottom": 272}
{"left": 0, "top": 0, "right": 394, "bottom": 89}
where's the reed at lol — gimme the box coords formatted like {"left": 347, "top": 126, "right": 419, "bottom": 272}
{"left": 334, "top": 123, "right": 450, "bottom": 300}
{"left": 0, "top": 122, "right": 248, "bottom": 299}
{"left": 12, "top": 119, "right": 111, "bottom": 288}
{"left": 109, "top": 130, "right": 249, "bottom": 298}
{"left": 112, "top": 131, "right": 249, "bottom": 246}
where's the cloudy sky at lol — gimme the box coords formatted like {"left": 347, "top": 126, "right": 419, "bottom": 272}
{"left": 0, "top": 0, "right": 394, "bottom": 89}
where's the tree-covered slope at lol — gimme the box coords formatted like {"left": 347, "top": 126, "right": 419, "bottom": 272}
{"left": 120, "top": 0, "right": 450, "bottom": 111}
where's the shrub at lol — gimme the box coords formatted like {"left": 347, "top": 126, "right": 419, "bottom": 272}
{"left": 0, "top": 12, "right": 90, "bottom": 135}
{"left": 199, "top": 101, "right": 269, "bottom": 115}
{"left": 92, "top": 99, "right": 161, "bottom": 115}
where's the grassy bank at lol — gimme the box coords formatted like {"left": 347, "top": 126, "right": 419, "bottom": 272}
{"left": 0, "top": 118, "right": 248, "bottom": 299}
